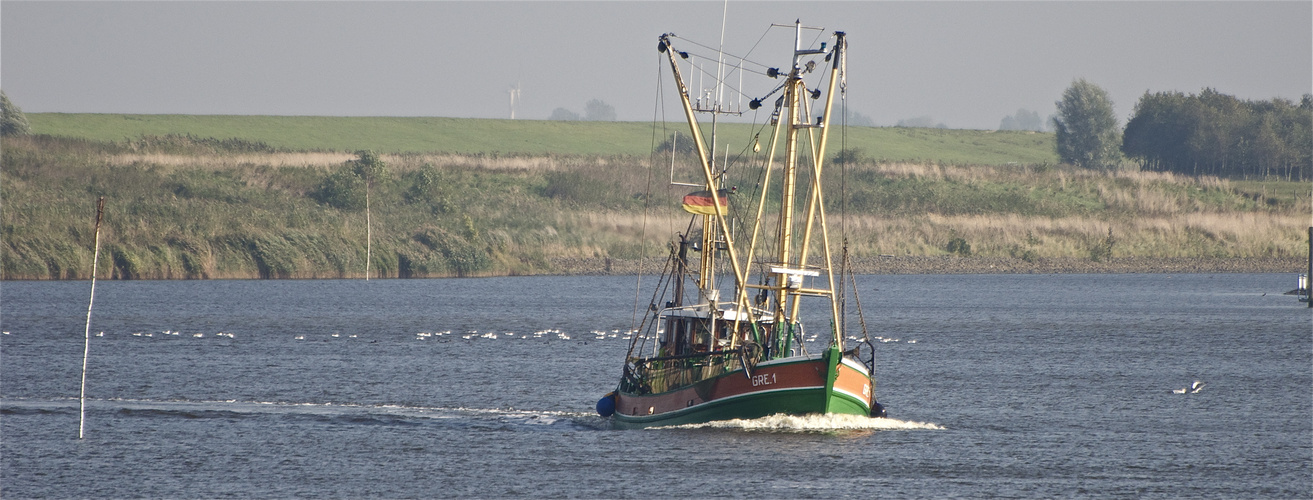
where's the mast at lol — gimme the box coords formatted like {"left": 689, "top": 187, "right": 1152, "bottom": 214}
{"left": 792, "top": 28, "right": 847, "bottom": 349}
{"left": 656, "top": 24, "right": 846, "bottom": 356}
{"left": 657, "top": 35, "right": 750, "bottom": 308}
{"left": 769, "top": 22, "right": 847, "bottom": 351}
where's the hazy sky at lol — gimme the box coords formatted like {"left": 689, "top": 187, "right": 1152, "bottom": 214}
{"left": 2, "top": 1, "right": 1309, "bottom": 130}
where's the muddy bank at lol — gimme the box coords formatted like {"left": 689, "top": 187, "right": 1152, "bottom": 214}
{"left": 548, "top": 256, "right": 1308, "bottom": 276}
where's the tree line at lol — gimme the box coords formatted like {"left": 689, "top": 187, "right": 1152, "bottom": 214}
{"left": 1054, "top": 81, "right": 1311, "bottom": 180}
{"left": 1122, "top": 89, "right": 1311, "bottom": 180}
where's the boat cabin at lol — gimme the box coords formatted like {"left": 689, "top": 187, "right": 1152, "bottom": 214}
{"left": 658, "top": 305, "right": 758, "bottom": 356}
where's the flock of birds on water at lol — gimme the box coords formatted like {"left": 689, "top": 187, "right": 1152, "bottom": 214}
{"left": 1, "top": 329, "right": 917, "bottom": 346}
{"left": 2, "top": 329, "right": 1204, "bottom": 393}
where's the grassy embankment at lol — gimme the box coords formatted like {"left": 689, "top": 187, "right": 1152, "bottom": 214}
{"left": 2, "top": 114, "right": 1308, "bottom": 280}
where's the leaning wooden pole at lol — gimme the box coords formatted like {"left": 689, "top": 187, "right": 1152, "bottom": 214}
{"left": 80, "top": 196, "right": 105, "bottom": 439}
{"left": 365, "top": 181, "right": 372, "bottom": 281}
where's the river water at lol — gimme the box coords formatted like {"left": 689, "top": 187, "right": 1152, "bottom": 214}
{"left": 2, "top": 274, "right": 1309, "bottom": 498}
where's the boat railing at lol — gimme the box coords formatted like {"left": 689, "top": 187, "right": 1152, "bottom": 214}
{"left": 622, "top": 348, "right": 747, "bottom": 395}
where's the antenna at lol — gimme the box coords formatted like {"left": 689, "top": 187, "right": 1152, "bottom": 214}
{"left": 692, "top": 2, "right": 744, "bottom": 119}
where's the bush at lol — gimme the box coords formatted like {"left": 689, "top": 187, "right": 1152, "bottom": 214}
{"left": 654, "top": 132, "right": 697, "bottom": 155}
{"left": 832, "top": 148, "right": 865, "bottom": 166}
{"left": 412, "top": 226, "right": 489, "bottom": 277}
{"left": 541, "top": 170, "right": 610, "bottom": 206}
{"left": 313, "top": 168, "right": 365, "bottom": 210}
{"left": 1, "top": 91, "right": 30, "bottom": 137}
{"left": 403, "top": 164, "right": 453, "bottom": 213}
{"left": 246, "top": 236, "right": 299, "bottom": 279}
{"left": 1089, "top": 228, "right": 1116, "bottom": 262}
{"left": 946, "top": 237, "right": 972, "bottom": 256}
{"left": 108, "top": 244, "right": 143, "bottom": 280}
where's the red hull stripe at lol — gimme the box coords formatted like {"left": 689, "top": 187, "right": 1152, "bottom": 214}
{"left": 615, "top": 355, "right": 870, "bottom": 418}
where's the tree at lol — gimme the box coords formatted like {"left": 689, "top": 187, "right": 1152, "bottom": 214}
{"left": 549, "top": 108, "right": 581, "bottom": 121}
{"left": 1, "top": 90, "right": 31, "bottom": 137}
{"left": 843, "top": 108, "right": 876, "bottom": 127}
{"left": 999, "top": 108, "right": 1044, "bottom": 132}
{"left": 583, "top": 99, "right": 616, "bottom": 121}
{"left": 350, "top": 149, "right": 388, "bottom": 184}
{"left": 1122, "top": 89, "right": 1311, "bottom": 179}
{"left": 1123, "top": 90, "right": 1195, "bottom": 173}
{"left": 349, "top": 150, "right": 387, "bottom": 280}
{"left": 896, "top": 116, "right": 945, "bottom": 128}
{"left": 1053, "top": 79, "right": 1122, "bottom": 169}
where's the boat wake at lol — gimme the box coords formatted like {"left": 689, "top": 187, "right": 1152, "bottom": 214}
{"left": 2, "top": 398, "right": 600, "bottom": 431}
{"left": 653, "top": 412, "right": 944, "bottom": 432}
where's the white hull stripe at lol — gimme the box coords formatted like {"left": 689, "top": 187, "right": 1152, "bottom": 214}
{"left": 833, "top": 386, "right": 870, "bottom": 408}
{"left": 840, "top": 357, "right": 870, "bottom": 376}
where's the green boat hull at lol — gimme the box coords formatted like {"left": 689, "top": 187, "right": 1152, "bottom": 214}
{"left": 610, "top": 350, "right": 872, "bottom": 429}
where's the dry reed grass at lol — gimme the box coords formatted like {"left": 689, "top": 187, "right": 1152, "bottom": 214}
{"left": 107, "top": 152, "right": 354, "bottom": 169}
{"left": 836, "top": 212, "right": 1308, "bottom": 259}
{"left": 102, "top": 152, "right": 652, "bottom": 174}
{"left": 378, "top": 153, "right": 647, "bottom": 173}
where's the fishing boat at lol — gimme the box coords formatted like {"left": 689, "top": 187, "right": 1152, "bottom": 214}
{"left": 597, "top": 22, "right": 886, "bottom": 428}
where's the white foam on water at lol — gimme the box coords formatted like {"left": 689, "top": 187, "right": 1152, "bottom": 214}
{"left": 655, "top": 412, "right": 944, "bottom": 432}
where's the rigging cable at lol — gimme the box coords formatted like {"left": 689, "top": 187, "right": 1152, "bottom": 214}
{"left": 627, "top": 51, "right": 679, "bottom": 361}
{"left": 666, "top": 35, "right": 771, "bottom": 74}
{"left": 838, "top": 34, "right": 849, "bottom": 338}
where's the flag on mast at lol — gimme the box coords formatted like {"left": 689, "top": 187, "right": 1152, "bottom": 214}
{"left": 682, "top": 189, "right": 729, "bottom": 215}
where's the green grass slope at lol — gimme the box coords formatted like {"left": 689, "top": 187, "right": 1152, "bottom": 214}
{"left": 27, "top": 113, "right": 1057, "bottom": 164}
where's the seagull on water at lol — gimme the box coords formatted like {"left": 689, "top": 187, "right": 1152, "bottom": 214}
{"left": 1173, "top": 380, "right": 1205, "bottom": 394}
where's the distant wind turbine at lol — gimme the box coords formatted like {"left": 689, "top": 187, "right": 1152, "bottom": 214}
{"left": 508, "top": 83, "right": 522, "bottom": 119}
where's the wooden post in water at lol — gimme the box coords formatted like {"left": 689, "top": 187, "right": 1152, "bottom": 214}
{"left": 80, "top": 196, "right": 105, "bottom": 439}
{"left": 365, "top": 180, "right": 371, "bottom": 281}
{"left": 1307, "top": 226, "right": 1311, "bottom": 308}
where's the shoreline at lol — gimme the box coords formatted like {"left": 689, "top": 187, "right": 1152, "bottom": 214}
{"left": 1, "top": 257, "right": 1304, "bottom": 281}
{"left": 548, "top": 256, "right": 1308, "bottom": 276}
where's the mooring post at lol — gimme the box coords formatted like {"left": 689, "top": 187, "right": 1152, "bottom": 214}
{"left": 80, "top": 196, "right": 105, "bottom": 438}
{"left": 1307, "top": 226, "right": 1311, "bottom": 308}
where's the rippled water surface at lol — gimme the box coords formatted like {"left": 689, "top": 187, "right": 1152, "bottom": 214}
{"left": 2, "top": 274, "right": 1309, "bottom": 498}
